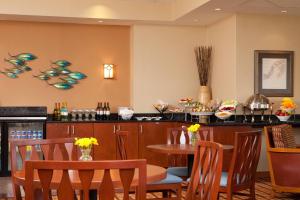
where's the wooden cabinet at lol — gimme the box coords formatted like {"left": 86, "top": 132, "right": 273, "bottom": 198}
{"left": 46, "top": 123, "right": 93, "bottom": 139}
{"left": 138, "top": 122, "right": 175, "bottom": 167}
{"left": 117, "top": 123, "right": 139, "bottom": 159}
{"left": 93, "top": 123, "right": 116, "bottom": 160}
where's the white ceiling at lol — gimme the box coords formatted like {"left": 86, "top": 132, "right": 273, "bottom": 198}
{"left": 0, "top": 0, "right": 299, "bottom": 26}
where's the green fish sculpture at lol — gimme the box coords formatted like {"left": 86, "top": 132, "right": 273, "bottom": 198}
{"left": 53, "top": 67, "right": 71, "bottom": 75}
{"left": 19, "top": 65, "right": 32, "bottom": 71}
{"left": 4, "top": 58, "right": 25, "bottom": 66}
{"left": 9, "top": 53, "right": 37, "bottom": 61}
{"left": 50, "top": 82, "right": 73, "bottom": 90}
{"left": 59, "top": 77, "right": 78, "bottom": 84}
{"left": 52, "top": 60, "right": 71, "bottom": 68}
{"left": 42, "top": 69, "right": 59, "bottom": 77}
{"left": 6, "top": 68, "right": 23, "bottom": 74}
{"left": 33, "top": 74, "right": 50, "bottom": 80}
{"left": 68, "top": 72, "right": 87, "bottom": 80}
{"left": 1, "top": 71, "right": 18, "bottom": 78}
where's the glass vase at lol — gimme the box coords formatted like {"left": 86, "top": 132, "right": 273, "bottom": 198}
{"left": 190, "top": 133, "right": 198, "bottom": 146}
{"left": 79, "top": 147, "right": 92, "bottom": 161}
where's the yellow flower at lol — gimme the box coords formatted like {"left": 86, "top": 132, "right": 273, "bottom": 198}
{"left": 188, "top": 124, "right": 201, "bottom": 133}
{"left": 74, "top": 137, "right": 98, "bottom": 149}
{"left": 281, "top": 97, "right": 296, "bottom": 109}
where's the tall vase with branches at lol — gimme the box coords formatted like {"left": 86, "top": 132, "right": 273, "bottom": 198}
{"left": 194, "top": 46, "right": 212, "bottom": 105}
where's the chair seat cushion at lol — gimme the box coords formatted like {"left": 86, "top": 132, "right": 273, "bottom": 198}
{"left": 167, "top": 167, "right": 188, "bottom": 177}
{"left": 186, "top": 172, "right": 233, "bottom": 187}
{"left": 150, "top": 173, "right": 183, "bottom": 184}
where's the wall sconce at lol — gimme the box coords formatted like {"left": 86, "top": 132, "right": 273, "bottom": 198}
{"left": 103, "top": 64, "right": 114, "bottom": 79}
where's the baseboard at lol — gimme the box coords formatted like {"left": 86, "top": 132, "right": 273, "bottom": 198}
{"left": 256, "top": 171, "right": 270, "bottom": 178}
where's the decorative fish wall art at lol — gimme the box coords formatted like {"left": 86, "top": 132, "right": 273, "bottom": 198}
{"left": 1, "top": 53, "right": 37, "bottom": 79}
{"left": 33, "top": 59, "right": 87, "bottom": 90}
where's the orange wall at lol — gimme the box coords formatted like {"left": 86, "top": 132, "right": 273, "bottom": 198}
{"left": 0, "top": 21, "right": 130, "bottom": 113}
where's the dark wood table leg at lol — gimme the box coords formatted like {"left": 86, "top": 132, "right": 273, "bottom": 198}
{"left": 187, "top": 154, "right": 194, "bottom": 177}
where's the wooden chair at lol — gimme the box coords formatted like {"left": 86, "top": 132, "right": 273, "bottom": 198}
{"left": 10, "top": 138, "right": 77, "bottom": 200}
{"left": 218, "top": 130, "right": 262, "bottom": 200}
{"left": 264, "top": 125, "right": 300, "bottom": 195}
{"left": 186, "top": 141, "right": 223, "bottom": 200}
{"left": 24, "top": 159, "right": 147, "bottom": 200}
{"left": 167, "top": 126, "right": 214, "bottom": 178}
{"left": 116, "top": 130, "right": 182, "bottom": 200}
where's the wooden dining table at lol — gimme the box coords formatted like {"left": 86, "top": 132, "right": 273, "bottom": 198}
{"left": 13, "top": 164, "right": 166, "bottom": 199}
{"left": 147, "top": 144, "right": 233, "bottom": 176}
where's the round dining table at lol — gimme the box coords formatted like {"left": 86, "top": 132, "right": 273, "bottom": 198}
{"left": 14, "top": 164, "right": 166, "bottom": 188}
{"left": 147, "top": 144, "right": 233, "bottom": 176}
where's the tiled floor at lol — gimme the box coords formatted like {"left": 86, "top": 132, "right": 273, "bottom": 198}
{"left": 1, "top": 177, "right": 300, "bottom": 199}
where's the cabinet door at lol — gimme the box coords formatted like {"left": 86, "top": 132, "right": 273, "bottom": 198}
{"left": 93, "top": 123, "right": 116, "bottom": 160}
{"left": 138, "top": 122, "right": 175, "bottom": 167}
{"left": 71, "top": 123, "right": 93, "bottom": 138}
{"left": 117, "top": 123, "right": 139, "bottom": 159}
{"left": 46, "top": 123, "right": 71, "bottom": 139}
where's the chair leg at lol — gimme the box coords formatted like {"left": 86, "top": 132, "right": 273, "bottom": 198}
{"left": 176, "top": 185, "right": 182, "bottom": 200}
{"left": 162, "top": 191, "right": 168, "bottom": 198}
{"left": 250, "top": 184, "right": 256, "bottom": 200}
{"left": 13, "top": 184, "right": 22, "bottom": 200}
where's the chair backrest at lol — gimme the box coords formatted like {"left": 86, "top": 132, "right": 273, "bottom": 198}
{"left": 167, "top": 126, "right": 189, "bottom": 144}
{"left": 227, "top": 130, "right": 262, "bottom": 188}
{"left": 264, "top": 125, "right": 300, "bottom": 190}
{"left": 10, "top": 138, "right": 76, "bottom": 173}
{"left": 24, "top": 159, "right": 147, "bottom": 200}
{"left": 186, "top": 141, "right": 223, "bottom": 200}
{"left": 116, "top": 130, "right": 129, "bottom": 160}
{"left": 196, "top": 127, "right": 214, "bottom": 142}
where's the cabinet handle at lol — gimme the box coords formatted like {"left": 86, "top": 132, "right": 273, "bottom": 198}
{"left": 67, "top": 126, "right": 70, "bottom": 135}
{"left": 113, "top": 125, "right": 116, "bottom": 133}
{"left": 72, "top": 125, "right": 75, "bottom": 135}
{"left": 140, "top": 125, "right": 143, "bottom": 133}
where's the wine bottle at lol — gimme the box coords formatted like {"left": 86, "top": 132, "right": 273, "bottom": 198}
{"left": 103, "top": 102, "right": 107, "bottom": 120}
{"left": 96, "top": 102, "right": 101, "bottom": 120}
{"left": 99, "top": 102, "right": 104, "bottom": 120}
{"left": 57, "top": 103, "right": 61, "bottom": 121}
{"left": 53, "top": 103, "right": 58, "bottom": 120}
{"left": 106, "top": 102, "right": 111, "bottom": 119}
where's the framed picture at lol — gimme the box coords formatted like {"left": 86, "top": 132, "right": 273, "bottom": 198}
{"left": 254, "top": 50, "right": 294, "bottom": 97}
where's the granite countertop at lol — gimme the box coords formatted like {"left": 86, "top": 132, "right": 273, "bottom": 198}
{"left": 46, "top": 113, "right": 300, "bottom": 127}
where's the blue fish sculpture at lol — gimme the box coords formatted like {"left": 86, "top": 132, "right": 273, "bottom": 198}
{"left": 19, "top": 65, "right": 32, "bottom": 71}
{"left": 4, "top": 58, "right": 25, "bottom": 66}
{"left": 68, "top": 72, "right": 87, "bottom": 80}
{"left": 52, "top": 60, "right": 71, "bottom": 68}
{"left": 53, "top": 67, "right": 71, "bottom": 75}
{"left": 1, "top": 71, "right": 18, "bottom": 78}
{"left": 49, "top": 82, "right": 73, "bottom": 90}
{"left": 6, "top": 68, "right": 23, "bottom": 74}
{"left": 9, "top": 53, "right": 37, "bottom": 61}
{"left": 59, "top": 77, "right": 78, "bottom": 84}
{"left": 42, "top": 69, "right": 59, "bottom": 77}
{"left": 33, "top": 74, "right": 50, "bottom": 80}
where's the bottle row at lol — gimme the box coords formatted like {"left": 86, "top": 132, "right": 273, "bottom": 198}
{"left": 52, "top": 102, "right": 111, "bottom": 121}
{"left": 10, "top": 130, "right": 43, "bottom": 140}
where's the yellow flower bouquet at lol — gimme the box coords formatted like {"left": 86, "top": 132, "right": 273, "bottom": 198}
{"left": 75, "top": 137, "right": 98, "bottom": 149}
{"left": 74, "top": 137, "right": 98, "bottom": 161}
{"left": 280, "top": 98, "right": 297, "bottom": 113}
{"left": 187, "top": 124, "right": 201, "bottom": 146}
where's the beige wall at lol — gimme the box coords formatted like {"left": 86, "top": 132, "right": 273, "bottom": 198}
{"left": 131, "top": 25, "right": 206, "bottom": 112}
{"left": 0, "top": 21, "right": 130, "bottom": 112}
{"left": 206, "top": 15, "right": 237, "bottom": 101}
{"left": 236, "top": 14, "right": 300, "bottom": 110}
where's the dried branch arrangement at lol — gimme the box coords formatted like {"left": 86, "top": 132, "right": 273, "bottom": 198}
{"left": 194, "top": 46, "right": 212, "bottom": 86}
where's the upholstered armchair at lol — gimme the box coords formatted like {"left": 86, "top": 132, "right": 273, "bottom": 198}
{"left": 264, "top": 125, "right": 300, "bottom": 194}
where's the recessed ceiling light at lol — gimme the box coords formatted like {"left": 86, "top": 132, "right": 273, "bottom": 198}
{"left": 98, "top": 20, "right": 104, "bottom": 23}
{"left": 193, "top": 19, "right": 199, "bottom": 22}
{"left": 214, "top": 8, "right": 222, "bottom": 11}
{"left": 281, "top": 10, "right": 287, "bottom": 13}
